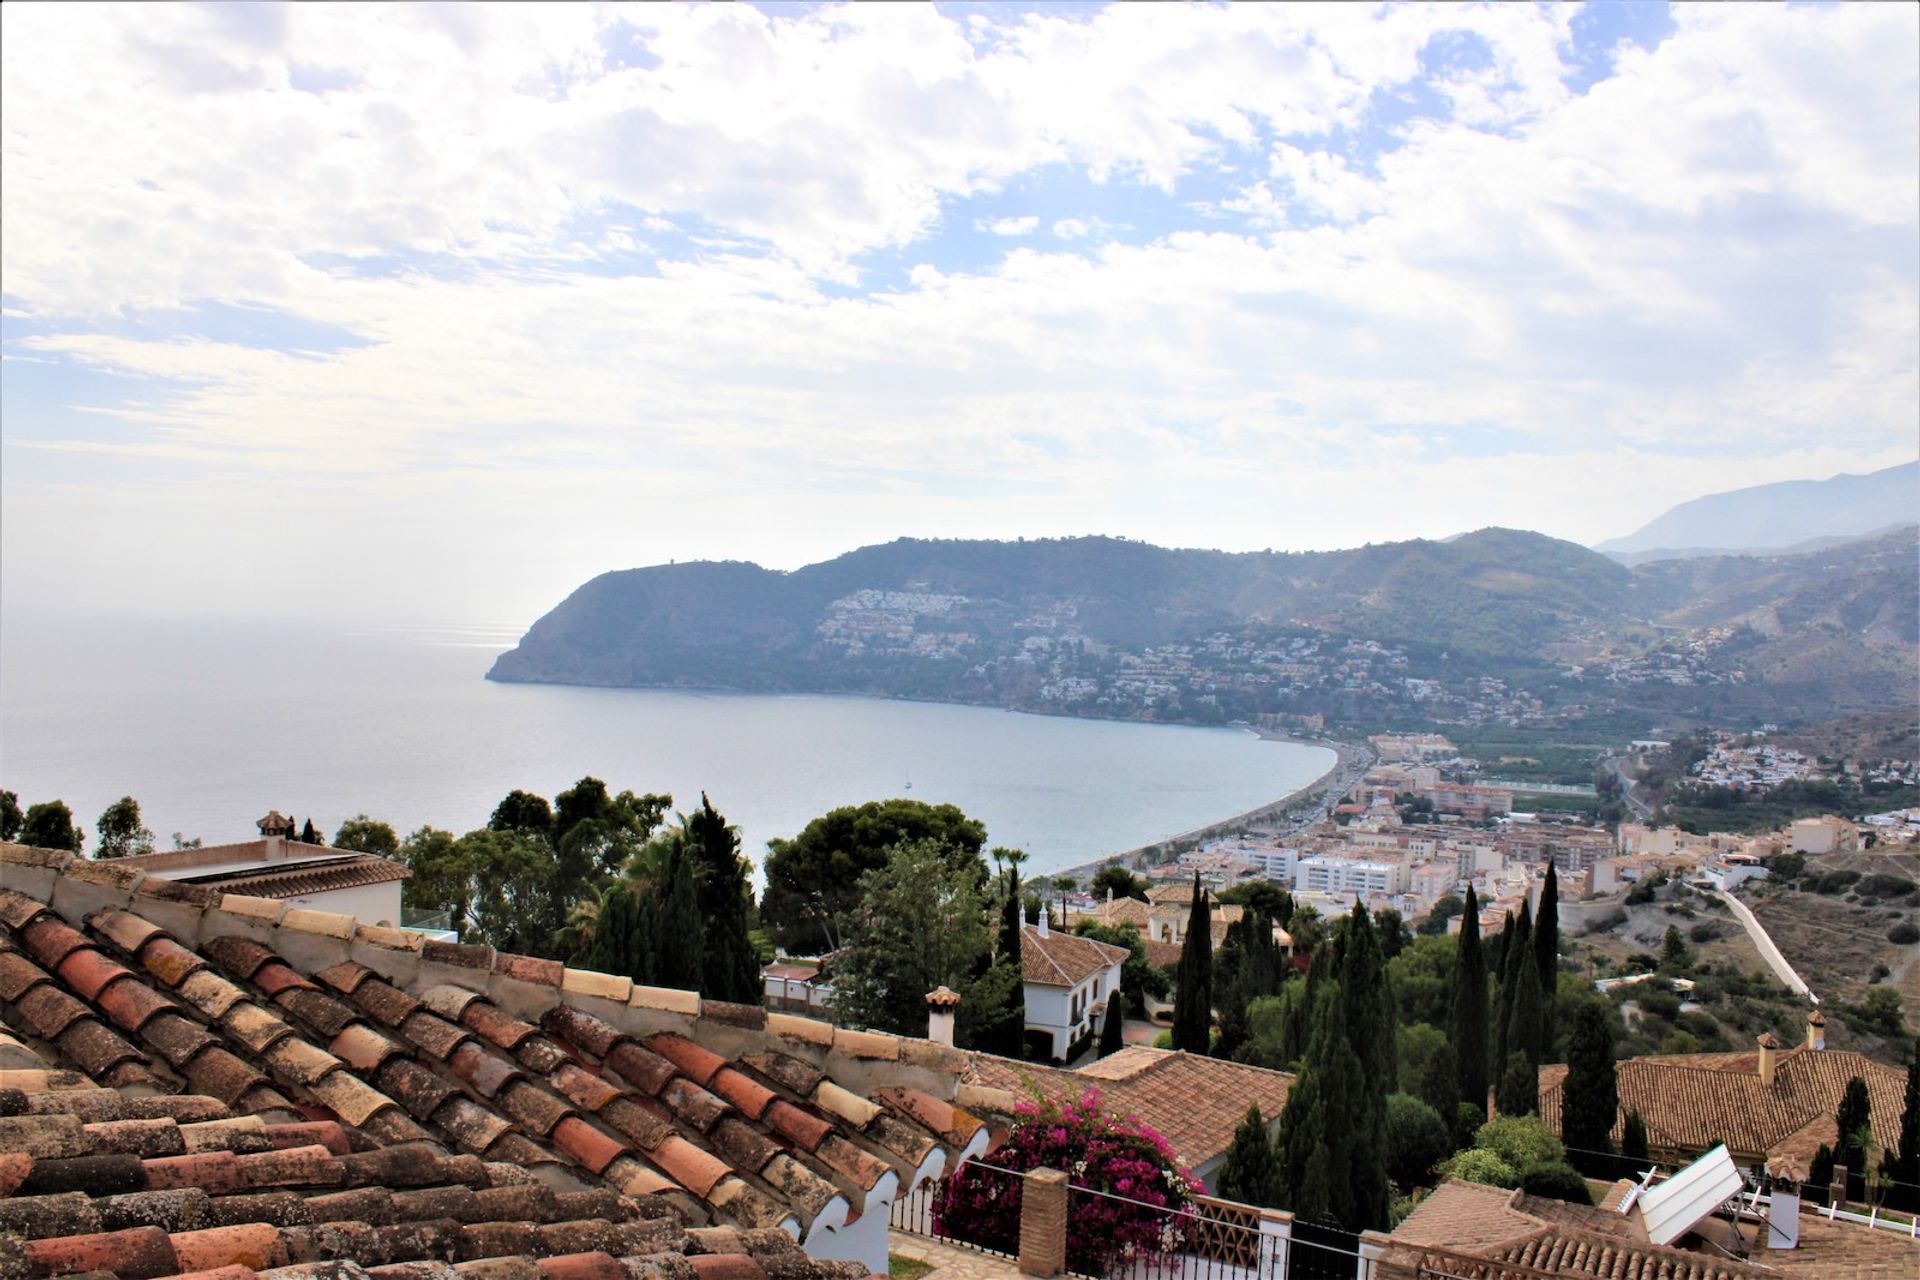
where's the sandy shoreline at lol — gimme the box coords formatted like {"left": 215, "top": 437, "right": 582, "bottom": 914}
{"left": 1054, "top": 732, "right": 1370, "bottom": 883}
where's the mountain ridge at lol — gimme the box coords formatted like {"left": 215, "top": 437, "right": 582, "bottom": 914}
{"left": 490, "top": 527, "right": 1917, "bottom": 729}
{"left": 1594, "top": 461, "right": 1918, "bottom": 557}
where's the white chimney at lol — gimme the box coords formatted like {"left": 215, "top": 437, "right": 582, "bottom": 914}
{"left": 1806, "top": 1009, "right": 1826, "bottom": 1051}
{"left": 925, "top": 986, "right": 962, "bottom": 1047}
{"left": 1037, "top": 900, "right": 1050, "bottom": 937}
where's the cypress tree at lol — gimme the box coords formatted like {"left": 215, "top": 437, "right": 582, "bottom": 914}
{"left": 1215, "top": 1105, "right": 1275, "bottom": 1207}
{"left": 1887, "top": 1042, "right": 1919, "bottom": 1211}
{"left": 1450, "top": 886, "right": 1490, "bottom": 1114}
{"left": 1495, "top": 902, "right": 1534, "bottom": 1077}
{"left": 1836, "top": 1076, "right": 1872, "bottom": 1200}
{"left": 583, "top": 882, "right": 655, "bottom": 986}
{"left": 686, "top": 795, "right": 760, "bottom": 1004}
{"left": 1098, "top": 989, "right": 1127, "bottom": 1057}
{"left": 1213, "top": 917, "right": 1251, "bottom": 1060}
{"left": 1534, "top": 865, "right": 1559, "bottom": 1047}
{"left": 1496, "top": 945, "right": 1545, "bottom": 1115}
{"left": 1171, "top": 873, "right": 1213, "bottom": 1053}
{"left": 653, "top": 840, "right": 704, "bottom": 990}
{"left": 998, "top": 867, "right": 1024, "bottom": 963}
{"left": 1273, "top": 907, "right": 1394, "bottom": 1229}
{"left": 1621, "top": 1110, "right": 1650, "bottom": 1175}
{"left": 1562, "top": 1001, "right": 1618, "bottom": 1175}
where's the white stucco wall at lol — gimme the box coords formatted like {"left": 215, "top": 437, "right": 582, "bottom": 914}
{"left": 281, "top": 880, "right": 404, "bottom": 927}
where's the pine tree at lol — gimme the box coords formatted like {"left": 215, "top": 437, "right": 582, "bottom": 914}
{"left": 1534, "top": 865, "right": 1559, "bottom": 1047}
{"left": 1621, "top": 1110, "right": 1650, "bottom": 1176}
{"left": 1171, "top": 873, "right": 1213, "bottom": 1053}
{"left": 1098, "top": 989, "right": 1126, "bottom": 1057}
{"left": 1561, "top": 1001, "right": 1618, "bottom": 1175}
{"left": 685, "top": 795, "right": 760, "bottom": 1004}
{"left": 583, "top": 882, "right": 655, "bottom": 986}
{"left": 653, "top": 840, "right": 704, "bottom": 990}
{"left": 1886, "top": 1042, "right": 1919, "bottom": 1212}
{"left": 1215, "top": 1105, "right": 1275, "bottom": 1207}
{"left": 1450, "top": 886, "right": 1490, "bottom": 1114}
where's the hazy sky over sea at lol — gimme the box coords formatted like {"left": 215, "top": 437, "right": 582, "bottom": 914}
{"left": 3, "top": 2, "right": 1915, "bottom": 626}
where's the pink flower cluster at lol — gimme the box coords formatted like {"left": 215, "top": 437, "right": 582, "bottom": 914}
{"left": 932, "top": 1090, "right": 1201, "bottom": 1276}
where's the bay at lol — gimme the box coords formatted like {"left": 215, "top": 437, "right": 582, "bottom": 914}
{"left": 0, "top": 612, "right": 1333, "bottom": 876}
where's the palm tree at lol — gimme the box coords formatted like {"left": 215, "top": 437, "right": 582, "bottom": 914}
{"left": 554, "top": 894, "right": 602, "bottom": 961}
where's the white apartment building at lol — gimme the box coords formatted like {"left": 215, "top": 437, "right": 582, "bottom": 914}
{"left": 1293, "top": 854, "right": 1412, "bottom": 899}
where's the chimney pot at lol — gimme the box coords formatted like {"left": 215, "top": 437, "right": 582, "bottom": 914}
{"left": 925, "top": 986, "right": 962, "bottom": 1047}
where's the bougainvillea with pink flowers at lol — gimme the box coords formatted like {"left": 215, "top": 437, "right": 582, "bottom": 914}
{"left": 932, "top": 1090, "right": 1201, "bottom": 1276}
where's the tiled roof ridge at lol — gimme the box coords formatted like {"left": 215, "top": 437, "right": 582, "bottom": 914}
{"left": 1018, "top": 924, "right": 1127, "bottom": 988}
{"left": 0, "top": 843, "right": 938, "bottom": 1085}
{"left": 1, "top": 840, "right": 991, "bottom": 1271}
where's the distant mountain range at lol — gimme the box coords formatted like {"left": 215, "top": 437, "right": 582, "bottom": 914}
{"left": 491, "top": 526, "right": 1918, "bottom": 730}
{"left": 1595, "top": 461, "right": 1918, "bottom": 562}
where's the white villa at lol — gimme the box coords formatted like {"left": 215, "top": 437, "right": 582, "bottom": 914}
{"left": 1019, "top": 916, "right": 1127, "bottom": 1062}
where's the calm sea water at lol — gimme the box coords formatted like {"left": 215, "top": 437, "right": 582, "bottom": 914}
{"left": 0, "top": 614, "right": 1332, "bottom": 877}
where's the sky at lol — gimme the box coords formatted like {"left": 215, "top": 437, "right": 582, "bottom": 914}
{"left": 2, "top": 1, "right": 1916, "bottom": 627}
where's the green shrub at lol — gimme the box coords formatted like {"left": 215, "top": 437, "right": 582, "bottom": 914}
{"left": 1440, "top": 1147, "right": 1518, "bottom": 1188}
{"left": 1386, "top": 1093, "right": 1453, "bottom": 1191}
{"left": 1859, "top": 873, "right": 1916, "bottom": 899}
{"left": 1519, "top": 1160, "right": 1593, "bottom": 1205}
{"left": 1473, "top": 1115, "right": 1565, "bottom": 1171}
{"left": 1889, "top": 922, "right": 1919, "bottom": 946}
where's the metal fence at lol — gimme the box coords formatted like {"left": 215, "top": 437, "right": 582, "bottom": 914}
{"left": 887, "top": 1160, "right": 1021, "bottom": 1261}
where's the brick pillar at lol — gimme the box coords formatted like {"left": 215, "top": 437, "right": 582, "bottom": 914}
{"left": 1018, "top": 1168, "right": 1069, "bottom": 1278}
{"left": 1831, "top": 1165, "right": 1848, "bottom": 1209}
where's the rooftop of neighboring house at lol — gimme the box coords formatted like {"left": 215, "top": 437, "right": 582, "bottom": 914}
{"left": 1383, "top": 1176, "right": 1917, "bottom": 1280}
{"left": 961, "top": 1045, "right": 1294, "bottom": 1177}
{"left": 0, "top": 842, "right": 1007, "bottom": 1280}
{"left": 107, "top": 839, "right": 410, "bottom": 902}
{"left": 1017, "top": 925, "right": 1126, "bottom": 988}
{"left": 1537, "top": 1035, "right": 1907, "bottom": 1166}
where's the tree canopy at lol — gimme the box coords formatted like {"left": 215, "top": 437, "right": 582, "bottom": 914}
{"left": 21, "top": 800, "right": 83, "bottom": 853}
{"left": 762, "top": 799, "right": 988, "bottom": 954}
{"left": 95, "top": 796, "right": 155, "bottom": 859}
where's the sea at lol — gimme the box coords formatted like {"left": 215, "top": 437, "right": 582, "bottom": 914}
{"left": 0, "top": 613, "right": 1334, "bottom": 878}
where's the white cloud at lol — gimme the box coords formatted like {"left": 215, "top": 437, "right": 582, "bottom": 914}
{"left": 0, "top": 2, "right": 1914, "bottom": 622}
{"left": 980, "top": 215, "right": 1040, "bottom": 236}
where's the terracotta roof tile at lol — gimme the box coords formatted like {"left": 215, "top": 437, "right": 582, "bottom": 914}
{"left": 548, "top": 1064, "right": 622, "bottom": 1115}
{"left": 434, "top": 1096, "right": 515, "bottom": 1155}
{"left": 275, "top": 988, "right": 361, "bottom": 1039}
{"left": 0, "top": 1189, "right": 100, "bottom": 1238}
{"left": 551, "top": 1117, "right": 627, "bottom": 1175}
{"left": 376, "top": 1057, "right": 462, "bottom": 1121}
{"left": 462, "top": 1003, "right": 539, "bottom": 1052}
{"left": 140, "top": 1012, "right": 220, "bottom": 1068}
{"left": 183, "top": 1048, "right": 269, "bottom": 1106}
{"left": 535, "top": 1252, "right": 629, "bottom": 1280}
{"left": 18, "top": 984, "right": 94, "bottom": 1038}
{"left": 21, "top": 916, "right": 93, "bottom": 970}
{"left": 0, "top": 1151, "right": 34, "bottom": 1198}
{"left": 176, "top": 971, "right": 249, "bottom": 1020}
{"left": 448, "top": 1042, "right": 524, "bottom": 1099}
{"left": 350, "top": 979, "right": 424, "bottom": 1028}
{"left": 171, "top": 1221, "right": 292, "bottom": 1271}
{"left": 96, "top": 1187, "right": 211, "bottom": 1233}
{"left": 403, "top": 1012, "right": 476, "bottom": 1062}
{"left": 964, "top": 1047, "right": 1294, "bottom": 1173}
{"left": 25, "top": 1224, "right": 179, "bottom": 1279}
{"left": 332, "top": 1024, "right": 407, "bottom": 1074}
{"left": 82, "top": 1118, "right": 186, "bottom": 1159}
{"left": 201, "top": 936, "right": 278, "bottom": 981}
{"left": 541, "top": 1006, "right": 625, "bottom": 1060}
{"left": 1, "top": 859, "right": 996, "bottom": 1278}
{"left": 0, "top": 950, "right": 51, "bottom": 1003}
{"left": 57, "top": 1019, "right": 148, "bottom": 1077}
{"left": 498, "top": 1082, "right": 573, "bottom": 1139}
{"left": 647, "top": 1036, "right": 726, "bottom": 1088}
{"left": 604, "top": 1043, "right": 677, "bottom": 1097}
{"left": 18, "top": 1153, "right": 148, "bottom": 1197}
{"left": 1018, "top": 925, "right": 1127, "bottom": 987}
